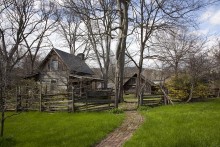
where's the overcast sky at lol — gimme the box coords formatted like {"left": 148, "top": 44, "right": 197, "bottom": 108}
{"left": 47, "top": 3, "right": 220, "bottom": 68}
{"left": 198, "top": 4, "right": 220, "bottom": 42}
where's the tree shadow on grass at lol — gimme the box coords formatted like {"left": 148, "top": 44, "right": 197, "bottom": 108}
{"left": 0, "top": 137, "right": 16, "bottom": 147}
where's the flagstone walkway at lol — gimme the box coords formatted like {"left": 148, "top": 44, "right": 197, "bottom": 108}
{"left": 96, "top": 102, "right": 144, "bottom": 147}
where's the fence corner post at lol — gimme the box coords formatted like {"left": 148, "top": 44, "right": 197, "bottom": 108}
{"left": 39, "top": 84, "right": 42, "bottom": 112}
{"left": 108, "top": 92, "right": 111, "bottom": 109}
{"left": 86, "top": 92, "right": 88, "bottom": 111}
{"left": 16, "top": 86, "right": 18, "bottom": 112}
{"left": 71, "top": 86, "right": 75, "bottom": 112}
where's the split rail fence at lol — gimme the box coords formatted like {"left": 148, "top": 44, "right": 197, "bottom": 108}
{"left": 4, "top": 85, "right": 114, "bottom": 112}
{"left": 140, "top": 94, "right": 164, "bottom": 106}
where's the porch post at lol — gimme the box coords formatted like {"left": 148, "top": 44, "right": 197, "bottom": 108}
{"left": 80, "top": 78, "right": 82, "bottom": 97}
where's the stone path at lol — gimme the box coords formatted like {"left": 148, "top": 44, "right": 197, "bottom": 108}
{"left": 96, "top": 102, "right": 144, "bottom": 147}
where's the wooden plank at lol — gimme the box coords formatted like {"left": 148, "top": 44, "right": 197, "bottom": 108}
{"left": 43, "top": 100, "right": 72, "bottom": 104}
{"left": 143, "top": 95, "right": 163, "bottom": 98}
{"left": 42, "top": 93, "right": 69, "bottom": 97}
{"left": 42, "top": 97, "right": 70, "bottom": 100}
{"left": 143, "top": 99, "right": 161, "bottom": 103}
{"left": 45, "top": 105, "right": 69, "bottom": 108}
{"left": 79, "top": 105, "right": 113, "bottom": 112}
{"left": 75, "top": 99, "right": 112, "bottom": 104}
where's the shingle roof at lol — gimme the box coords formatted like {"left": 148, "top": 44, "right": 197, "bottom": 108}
{"left": 123, "top": 73, "right": 155, "bottom": 86}
{"left": 53, "top": 49, "right": 94, "bottom": 75}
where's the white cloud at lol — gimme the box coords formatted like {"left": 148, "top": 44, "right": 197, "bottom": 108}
{"left": 191, "top": 29, "right": 209, "bottom": 36}
{"left": 200, "top": 10, "right": 213, "bottom": 22}
{"left": 200, "top": 9, "right": 220, "bottom": 25}
{"left": 209, "top": 11, "right": 220, "bottom": 25}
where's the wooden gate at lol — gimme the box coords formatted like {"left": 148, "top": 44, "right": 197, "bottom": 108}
{"left": 140, "top": 94, "right": 163, "bottom": 106}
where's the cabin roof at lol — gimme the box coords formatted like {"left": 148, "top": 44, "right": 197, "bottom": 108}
{"left": 123, "top": 73, "right": 155, "bottom": 86}
{"left": 40, "top": 48, "right": 94, "bottom": 75}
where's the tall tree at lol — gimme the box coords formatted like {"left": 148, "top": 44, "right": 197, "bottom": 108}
{"left": 186, "top": 52, "right": 211, "bottom": 102}
{"left": 23, "top": 1, "right": 60, "bottom": 74}
{"left": 57, "top": 8, "right": 83, "bottom": 55}
{"left": 62, "top": 0, "right": 117, "bottom": 89}
{"left": 126, "top": 0, "right": 216, "bottom": 103}
{"left": 209, "top": 41, "right": 220, "bottom": 97}
{"left": 0, "top": 0, "right": 58, "bottom": 136}
{"left": 114, "top": 0, "right": 130, "bottom": 107}
{"left": 155, "top": 29, "right": 199, "bottom": 78}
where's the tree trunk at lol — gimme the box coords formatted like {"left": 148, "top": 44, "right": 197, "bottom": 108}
{"left": 0, "top": 110, "right": 4, "bottom": 137}
{"left": 0, "top": 87, "right": 5, "bottom": 137}
{"left": 115, "top": 66, "right": 120, "bottom": 108}
{"left": 114, "top": 0, "right": 129, "bottom": 107}
{"left": 103, "top": 35, "right": 111, "bottom": 89}
{"left": 187, "top": 82, "right": 194, "bottom": 103}
{"left": 103, "top": 70, "right": 108, "bottom": 89}
{"left": 136, "top": 67, "right": 143, "bottom": 106}
{"left": 135, "top": 68, "right": 142, "bottom": 98}
{"left": 217, "top": 88, "right": 220, "bottom": 98}
{"left": 159, "top": 85, "right": 173, "bottom": 105}
{"left": 138, "top": 83, "right": 145, "bottom": 107}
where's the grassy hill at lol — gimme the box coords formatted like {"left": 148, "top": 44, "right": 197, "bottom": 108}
{"left": 124, "top": 98, "right": 220, "bottom": 147}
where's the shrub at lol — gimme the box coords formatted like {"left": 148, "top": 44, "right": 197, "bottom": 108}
{"left": 166, "top": 74, "right": 210, "bottom": 100}
{"left": 193, "top": 82, "right": 209, "bottom": 98}
{"left": 166, "top": 75, "right": 190, "bottom": 100}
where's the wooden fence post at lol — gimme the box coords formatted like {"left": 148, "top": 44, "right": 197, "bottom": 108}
{"left": 140, "top": 93, "right": 143, "bottom": 106}
{"left": 86, "top": 92, "right": 88, "bottom": 111}
{"left": 108, "top": 92, "right": 111, "bottom": 109}
{"left": 16, "top": 86, "right": 18, "bottom": 112}
{"left": 71, "top": 86, "right": 75, "bottom": 112}
{"left": 39, "top": 84, "right": 42, "bottom": 112}
{"left": 18, "top": 86, "right": 22, "bottom": 111}
{"left": 163, "top": 95, "right": 167, "bottom": 105}
{"left": 80, "top": 79, "right": 82, "bottom": 97}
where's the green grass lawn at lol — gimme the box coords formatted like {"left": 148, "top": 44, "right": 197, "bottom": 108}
{"left": 124, "top": 98, "right": 220, "bottom": 147}
{"left": 0, "top": 112, "right": 124, "bottom": 147}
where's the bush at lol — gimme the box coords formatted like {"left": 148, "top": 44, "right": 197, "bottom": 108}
{"left": 166, "top": 74, "right": 210, "bottom": 100}
{"left": 193, "top": 82, "right": 209, "bottom": 98}
{"left": 166, "top": 75, "right": 190, "bottom": 100}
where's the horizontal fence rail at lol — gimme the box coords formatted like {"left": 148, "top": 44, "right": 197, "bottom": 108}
{"left": 4, "top": 85, "right": 114, "bottom": 112}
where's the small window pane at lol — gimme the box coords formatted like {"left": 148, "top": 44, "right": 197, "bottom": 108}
{"left": 50, "top": 80, "right": 57, "bottom": 91}
{"left": 51, "top": 60, "right": 58, "bottom": 71}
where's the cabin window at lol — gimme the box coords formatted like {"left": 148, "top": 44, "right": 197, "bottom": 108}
{"left": 50, "top": 59, "right": 58, "bottom": 71}
{"left": 50, "top": 79, "right": 57, "bottom": 91}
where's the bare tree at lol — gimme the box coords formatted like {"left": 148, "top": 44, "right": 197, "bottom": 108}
{"left": 57, "top": 8, "right": 83, "bottom": 55}
{"left": 61, "top": 0, "right": 117, "bottom": 90}
{"left": 186, "top": 52, "right": 212, "bottom": 102}
{"left": 125, "top": 0, "right": 217, "bottom": 104}
{"left": 23, "top": 1, "right": 60, "bottom": 74}
{"left": 0, "top": 0, "right": 57, "bottom": 136}
{"left": 155, "top": 29, "right": 199, "bottom": 78}
{"left": 208, "top": 41, "right": 220, "bottom": 97}
{"left": 114, "top": 0, "right": 130, "bottom": 107}
{"left": 154, "top": 28, "right": 209, "bottom": 102}
{"left": 214, "top": 45, "right": 220, "bottom": 97}
{"left": 1, "top": 0, "right": 34, "bottom": 136}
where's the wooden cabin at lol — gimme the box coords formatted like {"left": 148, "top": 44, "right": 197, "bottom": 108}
{"left": 30, "top": 48, "right": 102, "bottom": 95}
{"left": 123, "top": 73, "right": 156, "bottom": 94}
